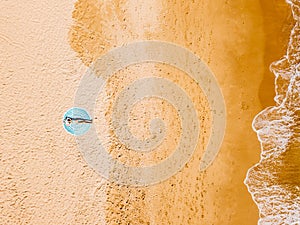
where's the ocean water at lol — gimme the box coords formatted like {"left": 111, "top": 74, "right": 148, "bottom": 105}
{"left": 245, "top": 0, "right": 300, "bottom": 224}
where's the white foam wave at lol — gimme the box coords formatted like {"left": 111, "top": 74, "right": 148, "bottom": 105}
{"left": 245, "top": 0, "right": 300, "bottom": 224}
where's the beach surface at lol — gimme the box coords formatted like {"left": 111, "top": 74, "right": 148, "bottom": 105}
{"left": 0, "top": 0, "right": 293, "bottom": 224}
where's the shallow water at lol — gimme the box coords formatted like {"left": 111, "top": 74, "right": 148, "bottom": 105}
{"left": 245, "top": 0, "right": 300, "bottom": 224}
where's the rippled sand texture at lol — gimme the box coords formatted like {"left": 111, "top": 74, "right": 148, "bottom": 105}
{"left": 245, "top": 0, "right": 300, "bottom": 224}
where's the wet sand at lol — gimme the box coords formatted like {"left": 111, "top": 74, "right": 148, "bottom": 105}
{"left": 0, "top": 0, "right": 294, "bottom": 224}
{"left": 245, "top": 0, "right": 300, "bottom": 223}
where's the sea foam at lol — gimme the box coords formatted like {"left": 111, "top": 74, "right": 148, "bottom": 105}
{"left": 245, "top": 0, "right": 300, "bottom": 224}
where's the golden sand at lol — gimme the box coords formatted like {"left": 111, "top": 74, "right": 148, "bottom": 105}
{"left": 68, "top": 0, "right": 292, "bottom": 224}
{"left": 0, "top": 0, "right": 295, "bottom": 224}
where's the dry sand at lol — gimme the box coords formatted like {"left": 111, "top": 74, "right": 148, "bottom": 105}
{"left": 0, "top": 0, "right": 293, "bottom": 224}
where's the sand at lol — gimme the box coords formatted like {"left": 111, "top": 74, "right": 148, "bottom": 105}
{"left": 0, "top": 0, "right": 294, "bottom": 224}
